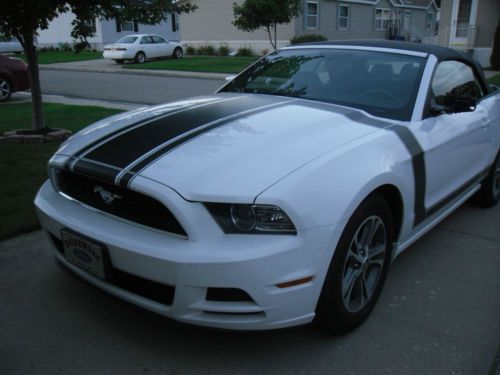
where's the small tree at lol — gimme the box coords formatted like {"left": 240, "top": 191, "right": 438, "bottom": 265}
{"left": 233, "top": 0, "right": 301, "bottom": 50}
{"left": 0, "top": 0, "right": 196, "bottom": 132}
{"left": 491, "top": 19, "right": 500, "bottom": 70}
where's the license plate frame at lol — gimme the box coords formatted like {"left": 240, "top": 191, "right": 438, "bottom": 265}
{"left": 61, "top": 230, "right": 108, "bottom": 279}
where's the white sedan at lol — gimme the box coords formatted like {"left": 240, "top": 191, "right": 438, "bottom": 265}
{"left": 35, "top": 41, "right": 500, "bottom": 332}
{"left": 103, "top": 34, "right": 184, "bottom": 64}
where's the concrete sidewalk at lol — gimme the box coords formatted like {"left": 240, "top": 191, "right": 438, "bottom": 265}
{"left": 40, "top": 58, "right": 229, "bottom": 81}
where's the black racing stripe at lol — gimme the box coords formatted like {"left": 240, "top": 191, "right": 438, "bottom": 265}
{"left": 119, "top": 100, "right": 293, "bottom": 188}
{"left": 83, "top": 95, "right": 288, "bottom": 170}
{"left": 72, "top": 159, "right": 122, "bottom": 184}
{"left": 390, "top": 125, "right": 426, "bottom": 227}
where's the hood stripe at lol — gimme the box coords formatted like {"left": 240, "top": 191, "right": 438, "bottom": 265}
{"left": 119, "top": 99, "right": 295, "bottom": 188}
{"left": 72, "top": 95, "right": 291, "bottom": 184}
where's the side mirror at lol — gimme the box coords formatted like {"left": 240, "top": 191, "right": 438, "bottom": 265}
{"left": 430, "top": 96, "right": 476, "bottom": 115}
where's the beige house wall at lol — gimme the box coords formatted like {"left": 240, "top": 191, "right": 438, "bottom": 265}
{"left": 180, "top": 0, "right": 296, "bottom": 53}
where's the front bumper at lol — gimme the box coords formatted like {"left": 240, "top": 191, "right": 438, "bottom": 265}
{"left": 35, "top": 179, "right": 342, "bottom": 330}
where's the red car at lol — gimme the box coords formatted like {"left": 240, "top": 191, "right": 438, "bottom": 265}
{"left": 0, "top": 55, "right": 30, "bottom": 102}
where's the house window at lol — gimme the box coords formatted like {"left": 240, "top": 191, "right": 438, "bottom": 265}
{"left": 116, "top": 20, "right": 138, "bottom": 33}
{"left": 338, "top": 4, "right": 350, "bottom": 30}
{"left": 374, "top": 8, "right": 390, "bottom": 30}
{"left": 171, "top": 13, "right": 179, "bottom": 32}
{"left": 425, "top": 12, "right": 433, "bottom": 31}
{"left": 306, "top": 1, "right": 319, "bottom": 29}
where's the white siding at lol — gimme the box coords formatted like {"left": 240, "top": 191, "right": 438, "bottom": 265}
{"left": 36, "top": 12, "right": 102, "bottom": 46}
{"left": 180, "top": 0, "right": 296, "bottom": 52}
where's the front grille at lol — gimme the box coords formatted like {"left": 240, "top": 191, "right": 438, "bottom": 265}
{"left": 57, "top": 169, "right": 187, "bottom": 236}
{"left": 206, "top": 288, "right": 254, "bottom": 302}
{"left": 50, "top": 232, "right": 175, "bottom": 305}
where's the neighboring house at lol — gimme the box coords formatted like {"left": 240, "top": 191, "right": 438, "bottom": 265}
{"left": 437, "top": 0, "right": 500, "bottom": 67}
{"left": 179, "top": 0, "right": 439, "bottom": 54}
{"left": 36, "top": 11, "right": 180, "bottom": 50}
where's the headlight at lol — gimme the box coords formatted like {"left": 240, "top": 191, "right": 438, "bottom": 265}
{"left": 205, "top": 203, "right": 297, "bottom": 234}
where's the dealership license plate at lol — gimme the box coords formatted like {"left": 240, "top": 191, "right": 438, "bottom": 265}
{"left": 61, "top": 231, "right": 107, "bottom": 279}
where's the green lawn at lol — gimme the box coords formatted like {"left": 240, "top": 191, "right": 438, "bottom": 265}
{"left": 0, "top": 103, "right": 122, "bottom": 241}
{"left": 487, "top": 73, "right": 500, "bottom": 86}
{"left": 124, "top": 56, "right": 259, "bottom": 74}
{"left": 19, "top": 50, "right": 102, "bottom": 64}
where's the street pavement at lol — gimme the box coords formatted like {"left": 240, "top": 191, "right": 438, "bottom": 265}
{"left": 39, "top": 69, "right": 225, "bottom": 105}
{"left": 1, "top": 201, "right": 499, "bottom": 375}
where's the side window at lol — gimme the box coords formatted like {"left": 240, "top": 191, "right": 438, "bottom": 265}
{"left": 152, "top": 36, "right": 166, "bottom": 44}
{"left": 431, "top": 60, "right": 484, "bottom": 106}
{"left": 141, "top": 36, "right": 153, "bottom": 44}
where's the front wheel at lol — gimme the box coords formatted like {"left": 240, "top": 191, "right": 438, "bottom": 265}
{"left": 0, "top": 77, "right": 12, "bottom": 102}
{"left": 316, "top": 193, "right": 394, "bottom": 333}
{"left": 173, "top": 47, "right": 183, "bottom": 59}
{"left": 474, "top": 152, "right": 500, "bottom": 207}
{"left": 134, "top": 52, "right": 146, "bottom": 64}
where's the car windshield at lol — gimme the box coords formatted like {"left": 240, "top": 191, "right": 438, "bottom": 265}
{"left": 220, "top": 48, "right": 426, "bottom": 121}
{"left": 116, "top": 36, "right": 138, "bottom": 44}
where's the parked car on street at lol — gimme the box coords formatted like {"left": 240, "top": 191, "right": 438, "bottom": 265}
{"left": 0, "top": 55, "right": 30, "bottom": 102}
{"left": 102, "top": 34, "right": 184, "bottom": 64}
{"left": 36, "top": 41, "right": 500, "bottom": 333}
{"left": 0, "top": 36, "right": 23, "bottom": 54}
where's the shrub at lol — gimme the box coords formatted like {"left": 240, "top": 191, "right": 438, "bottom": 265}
{"left": 186, "top": 45, "right": 196, "bottom": 55}
{"left": 218, "top": 44, "right": 230, "bottom": 56}
{"left": 236, "top": 47, "right": 253, "bottom": 57}
{"left": 491, "top": 20, "right": 500, "bottom": 70}
{"left": 290, "top": 34, "right": 328, "bottom": 45}
{"left": 198, "top": 44, "right": 216, "bottom": 55}
{"left": 58, "top": 42, "right": 73, "bottom": 52}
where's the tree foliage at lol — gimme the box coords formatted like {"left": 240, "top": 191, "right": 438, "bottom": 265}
{"left": 233, "top": 0, "right": 301, "bottom": 50}
{"left": 0, "top": 0, "right": 196, "bottom": 131}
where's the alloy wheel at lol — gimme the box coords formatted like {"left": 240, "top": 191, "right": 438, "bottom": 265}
{"left": 342, "top": 215, "right": 387, "bottom": 313}
{"left": 0, "top": 78, "right": 11, "bottom": 101}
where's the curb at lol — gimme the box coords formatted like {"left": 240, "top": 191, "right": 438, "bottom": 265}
{"left": 39, "top": 64, "right": 228, "bottom": 81}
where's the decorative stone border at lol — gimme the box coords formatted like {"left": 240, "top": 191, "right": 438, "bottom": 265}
{"left": 1, "top": 128, "right": 73, "bottom": 143}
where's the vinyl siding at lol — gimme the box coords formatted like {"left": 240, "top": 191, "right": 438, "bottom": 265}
{"left": 437, "top": 0, "right": 453, "bottom": 46}
{"left": 474, "top": 0, "right": 500, "bottom": 47}
{"left": 180, "top": 0, "right": 295, "bottom": 44}
{"left": 100, "top": 19, "right": 180, "bottom": 45}
{"left": 294, "top": 0, "right": 437, "bottom": 40}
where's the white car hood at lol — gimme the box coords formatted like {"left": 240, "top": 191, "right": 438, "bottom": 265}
{"left": 57, "top": 94, "right": 391, "bottom": 202}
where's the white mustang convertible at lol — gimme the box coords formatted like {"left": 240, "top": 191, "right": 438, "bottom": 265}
{"left": 35, "top": 41, "right": 500, "bottom": 332}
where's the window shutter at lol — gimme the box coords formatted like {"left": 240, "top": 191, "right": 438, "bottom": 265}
{"left": 116, "top": 19, "right": 121, "bottom": 32}
{"left": 317, "top": 2, "right": 320, "bottom": 30}
{"left": 133, "top": 21, "right": 139, "bottom": 32}
{"left": 348, "top": 5, "right": 351, "bottom": 30}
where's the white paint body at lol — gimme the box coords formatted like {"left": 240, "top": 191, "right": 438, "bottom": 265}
{"left": 35, "top": 45, "right": 500, "bottom": 330}
{"left": 102, "top": 34, "right": 183, "bottom": 61}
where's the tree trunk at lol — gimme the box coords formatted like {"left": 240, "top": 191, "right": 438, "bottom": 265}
{"left": 274, "top": 22, "right": 277, "bottom": 51}
{"left": 23, "top": 33, "right": 44, "bottom": 131}
{"left": 265, "top": 26, "right": 275, "bottom": 50}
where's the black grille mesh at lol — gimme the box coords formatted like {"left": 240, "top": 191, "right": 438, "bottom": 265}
{"left": 57, "top": 170, "right": 187, "bottom": 236}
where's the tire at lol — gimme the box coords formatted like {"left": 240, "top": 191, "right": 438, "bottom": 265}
{"left": 113, "top": 59, "right": 124, "bottom": 64}
{"left": 0, "top": 76, "right": 12, "bottom": 102}
{"left": 134, "top": 52, "right": 146, "bottom": 64}
{"left": 474, "top": 152, "right": 500, "bottom": 207}
{"left": 173, "top": 47, "right": 183, "bottom": 59}
{"left": 316, "top": 193, "right": 394, "bottom": 334}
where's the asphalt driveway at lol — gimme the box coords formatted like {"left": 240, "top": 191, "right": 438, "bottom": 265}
{"left": 0, "top": 202, "right": 499, "bottom": 374}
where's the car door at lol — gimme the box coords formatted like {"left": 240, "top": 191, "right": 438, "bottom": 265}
{"left": 419, "top": 60, "right": 491, "bottom": 211}
{"left": 153, "top": 36, "right": 172, "bottom": 57}
{"left": 140, "top": 36, "right": 156, "bottom": 58}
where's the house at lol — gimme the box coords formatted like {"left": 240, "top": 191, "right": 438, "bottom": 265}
{"left": 179, "top": 0, "right": 439, "bottom": 54}
{"left": 437, "top": 0, "right": 500, "bottom": 67}
{"left": 36, "top": 11, "right": 180, "bottom": 50}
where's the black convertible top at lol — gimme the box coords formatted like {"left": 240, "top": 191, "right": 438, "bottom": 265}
{"left": 299, "top": 40, "right": 472, "bottom": 62}
{"left": 295, "top": 40, "right": 489, "bottom": 89}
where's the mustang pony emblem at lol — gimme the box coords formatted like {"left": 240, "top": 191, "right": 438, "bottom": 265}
{"left": 93, "top": 186, "right": 122, "bottom": 205}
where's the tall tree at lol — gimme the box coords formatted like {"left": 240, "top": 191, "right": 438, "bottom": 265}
{"left": 233, "top": 0, "right": 301, "bottom": 51}
{"left": 0, "top": 0, "right": 196, "bottom": 132}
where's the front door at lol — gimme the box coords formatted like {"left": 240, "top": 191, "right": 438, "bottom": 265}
{"left": 451, "top": 0, "right": 476, "bottom": 45}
